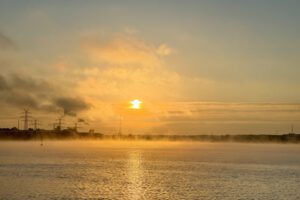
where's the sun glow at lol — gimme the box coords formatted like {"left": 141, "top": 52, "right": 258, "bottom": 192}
{"left": 130, "top": 99, "right": 142, "bottom": 109}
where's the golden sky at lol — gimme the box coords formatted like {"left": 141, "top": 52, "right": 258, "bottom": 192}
{"left": 0, "top": 1, "right": 299, "bottom": 134}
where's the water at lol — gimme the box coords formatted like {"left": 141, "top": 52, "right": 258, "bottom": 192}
{"left": 0, "top": 141, "right": 299, "bottom": 200}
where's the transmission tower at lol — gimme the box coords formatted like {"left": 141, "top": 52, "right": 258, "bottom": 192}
{"left": 20, "top": 109, "right": 32, "bottom": 130}
{"left": 31, "top": 119, "right": 42, "bottom": 131}
{"left": 55, "top": 116, "right": 65, "bottom": 131}
{"left": 48, "top": 122, "right": 57, "bottom": 130}
{"left": 74, "top": 122, "right": 82, "bottom": 132}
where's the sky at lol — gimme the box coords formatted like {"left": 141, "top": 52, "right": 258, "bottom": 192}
{"left": 0, "top": 0, "right": 299, "bottom": 134}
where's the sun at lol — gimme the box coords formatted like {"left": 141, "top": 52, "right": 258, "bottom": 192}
{"left": 130, "top": 99, "right": 142, "bottom": 109}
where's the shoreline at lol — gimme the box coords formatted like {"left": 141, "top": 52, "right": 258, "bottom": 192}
{"left": 0, "top": 131, "right": 299, "bottom": 144}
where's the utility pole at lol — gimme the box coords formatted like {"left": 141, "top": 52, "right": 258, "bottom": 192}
{"left": 58, "top": 118, "right": 62, "bottom": 131}
{"left": 118, "top": 115, "right": 122, "bottom": 136}
{"left": 291, "top": 124, "right": 294, "bottom": 133}
{"left": 34, "top": 119, "right": 37, "bottom": 130}
{"left": 75, "top": 122, "right": 77, "bottom": 132}
{"left": 24, "top": 109, "right": 29, "bottom": 130}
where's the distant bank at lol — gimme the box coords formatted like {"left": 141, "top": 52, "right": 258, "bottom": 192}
{"left": 0, "top": 128, "right": 299, "bottom": 143}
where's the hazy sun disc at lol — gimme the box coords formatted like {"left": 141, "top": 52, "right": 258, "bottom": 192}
{"left": 130, "top": 99, "right": 142, "bottom": 109}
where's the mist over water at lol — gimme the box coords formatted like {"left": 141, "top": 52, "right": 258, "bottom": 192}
{"left": 0, "top": 141, "right": 299, "bottom": 199}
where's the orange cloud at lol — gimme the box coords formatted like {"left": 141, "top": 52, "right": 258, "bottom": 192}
{"left": 81, "top": 34, "right": 172, "bottom": 67}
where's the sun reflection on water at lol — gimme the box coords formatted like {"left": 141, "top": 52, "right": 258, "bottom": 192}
{"left": 126, "top": 150, "right": 144, "bottom": 200}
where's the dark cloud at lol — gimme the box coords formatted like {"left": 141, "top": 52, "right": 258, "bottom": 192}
{"left": 55, "top": 97, "right": 90, "bottom": 116}
{"left": 9, "top": 73, "right": 53, "bottom": 93}
{"left": 78, "top": 118, "right": 85, "bottom": 123}
{"left": 5, "top": 91, "right": 39, "bottom": 109}
{"left": 0, "top": 75, "right": 9, "bottom": 90}
{"left": 0, "top": 73, "right": 51, "bottom": 91}
{"left": 0, "top": 74, "right": 52, "bottom": 109}
{"left": 0, "top": 32, "right": 16, "bottom": 50}
{"left": 78, "top": 118, "right": 89, "bottom": 125}
{"left": 0, "top": 73, "right": 90, "bottom": 116}
{"left": 0, "top": 74, "right": 42, "bottom": 108}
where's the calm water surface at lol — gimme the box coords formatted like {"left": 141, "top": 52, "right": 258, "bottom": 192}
{"left": 0, "top": 141, "right": 299, "bottom": 200}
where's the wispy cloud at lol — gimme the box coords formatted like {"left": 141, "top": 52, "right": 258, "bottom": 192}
{"left": 81, "top": 34, "right": 172, "bottom": 67}
{"left": 157, "top": 102, "right": 300, "bottom": 123}
{"left": 0, "top": 32, "right": 16, "bottom": 50}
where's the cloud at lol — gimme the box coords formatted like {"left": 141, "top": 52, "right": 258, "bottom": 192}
{"left": 156, "top": 44, "right": 173, "bottom": 56}
{"left": 54, "top": 97, "right": 90, "bottom": 116}
{"left": 157, "top": 102, "right": 300, "bottom": 123}
{"left": 76, "top": 65, "right": 182, "bottom": 102}
{"left": 0, "top": 75, "right": 9, "bottom": 90}
{"left": 81, "top": 34, "right": 172, "bottom": 67}
{"left": 124, "top": 27, "right": 139, "bottom": 35}
{"left": 9, "top": 73, "right": 53, "bottom": 92}
{"left": 0, "top": 74, "right": 51, "bottom": 108}
{"left": 0, "top": 32, "right": 16, "bottom": 50}
{"left": 0, "top": 73, "right": 90, "bottom": 116}
{"left": 5, "top": 91, "right": 39, "bottom": 109}
{"left": 78, "top": 118, "right": 86, "bottom": 123}
{"left": 77, "top": 118, "right": 89, "bottom": 125}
